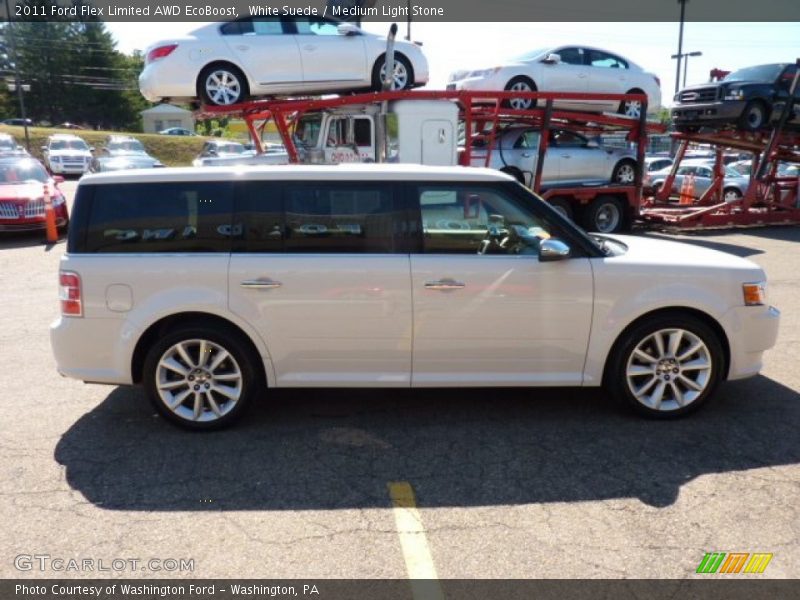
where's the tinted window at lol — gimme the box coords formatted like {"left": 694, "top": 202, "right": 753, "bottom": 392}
{"left": 234, "top": 181, "right": 284, "bottom": 253}
{"left": 556, "top": 47, "right": 584, "bottom": 66}
{"left": 550, "top": 130, "right": 587, "bottom": 148}
{"left": 416, "top": 184, "right": 561, "bottom": 255}
{"left": 294, "top": 18, "right": 340, "bottom": 36}
{"left": 284, "top": 183, "right": 397, "bottom": 253}
{"left": 84, "top": 182, "right": 233, "bottom": 253}
{"left": 220, "top": 19, "right": 254, "bottom": 35}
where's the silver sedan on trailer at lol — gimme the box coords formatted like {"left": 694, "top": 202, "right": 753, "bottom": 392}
{"left": 471, "top": 127, "right": 639, "bottom": 189}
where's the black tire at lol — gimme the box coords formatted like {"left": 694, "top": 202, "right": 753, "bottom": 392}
{"left": 582, "top": 195, "right": 625, "bottom": 233}
{"left": 143, "top": 323, "right": 260, "bottom": 430}
{"left": 618, "top": 89, "right": 644, "bottom": 119}
{"left": 503, "top": 76, "right": 537, "bottom": 110}
{"left": 547, "top": 196, "right": 574, "bottom": 221}
{"left": 371, "top": 53, "right": 414, "bottom": 91}
{"left": 500, "top": 167, "right": 525, "bottom": 184}
{"left": 611, "top": 159, "right": 637, "bottom": 185}
{"left": 197, "top": 63, "right": 248, "bottom": 106}
{"left": 605, "top": 313, "right": 725, "bottom": 418}
{"left": 738, "top": 100, "right": 769, "bottom": 132}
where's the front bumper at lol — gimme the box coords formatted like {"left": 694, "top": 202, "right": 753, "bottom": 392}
{"left": 720, "top": 304, "right": 780, "bottom": 380}
{"left": 0, "top": 203, "right": 68, "bottom": 232}
{"left": 671, "top": 100, "right": 746, "bottom": 124}
{"left": 49, "top": 161, "right": 89, "bottom": 174}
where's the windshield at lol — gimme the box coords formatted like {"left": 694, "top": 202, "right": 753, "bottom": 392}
{"left": 0, "top": 160, "right": 49, "bottom": 184}
{"left": 724, "top": 166, "right": 742, "bottom": 178}
{"left": 216, "top": 143, "right": 245, "bottom": 154}
{"left": 108, "top": 140, "right": 146, "bottom": 153}
{"left": 294, "top": 114, "right": 323, "bottom": 147}
{"left": 510, "top": 47, "right": 549, "bottom": 63}
{"left": 50, "top": 139, "right": 89, "bottom": 151}
{"left": 724, "top": 64, "right": 785, "bottom": 83}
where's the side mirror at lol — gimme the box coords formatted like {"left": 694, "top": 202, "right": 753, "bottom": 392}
{"left": 40, "top": 146, "right": 47, "bottom": 152}
{"left": 89, "top": 147, "right": 95, "bottom": 153}
{"left": 539, "top": 238, "right": 571, "bottom": 262}
{"left": 52, "top": 175, "right": 65, "bottom": 185}
{"left": 542, "top": 53, "right": 562, "bottom": 65}
{"left": 337, "top": 23, "right": 359, "bottom": 36}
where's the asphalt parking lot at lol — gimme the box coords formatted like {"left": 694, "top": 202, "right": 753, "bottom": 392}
{"left": 0, "top": 180, "right": 798, "bottom": 580}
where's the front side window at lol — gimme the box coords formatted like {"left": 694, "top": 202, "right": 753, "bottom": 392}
{"left": 555, "top": 47, "right": 584, "bottom": 66}
{"left": 416, "top": 185, "right": 558, "bottom": 255}
{"left": 84, "top": 182, "right": 233, "bottom": 253}
{"left": 550, "top": 130, "right": 587, "bottom": 148}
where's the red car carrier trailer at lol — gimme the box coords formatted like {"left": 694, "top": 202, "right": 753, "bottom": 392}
{"left": 197, "top": 89, "right": 663, "bottom": 233}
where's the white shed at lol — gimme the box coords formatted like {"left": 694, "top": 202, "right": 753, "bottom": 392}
{"left": 140, "top": 104, "right": 195, "bottom": 134}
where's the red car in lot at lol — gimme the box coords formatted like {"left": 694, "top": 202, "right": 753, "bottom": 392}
{"left": 0, "top": 157, "right": 69, "bottom": 233}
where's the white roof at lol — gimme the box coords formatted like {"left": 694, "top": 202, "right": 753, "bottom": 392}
{"left": 140, "top": 103, "right": 193, "bottom": 115}
{"left": 79, "top": 164, "right": 515, "bottom": 186}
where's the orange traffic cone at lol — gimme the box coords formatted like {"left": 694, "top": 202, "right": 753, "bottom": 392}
{"left": 678, "top": 177, "right": 690, "bottom": 205}
{"left": 685, "top": 174, "right": 696, "bottom": 205}
{"left": 43, "top": 183, "right": 58, "bottom": 244}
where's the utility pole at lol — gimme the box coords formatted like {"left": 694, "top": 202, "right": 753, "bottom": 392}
{"left": 674, "top": 0, "right": 687, "bottom": 94}
{"left": 3, "top": 0, "right": 31, "bottom": 151}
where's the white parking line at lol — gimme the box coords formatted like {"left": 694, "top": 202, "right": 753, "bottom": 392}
{"left": 388, "top": 481, "right": 445, "bottom": 600}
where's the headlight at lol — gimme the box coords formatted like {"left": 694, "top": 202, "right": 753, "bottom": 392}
{"left": 742, "top": 282, "right": 766, "bottom": 306}
{"left": 50, "top": 156, "right": 61, "bottom": 162}
{"left": 724, "top": 88, "right": 745, "bottom": 100}
{"left": 52, "top": 194, "right": 66, "bottom": 207}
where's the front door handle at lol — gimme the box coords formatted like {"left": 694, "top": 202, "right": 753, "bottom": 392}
{"left": 241, "top": 279, "right": 282, "bottom": 289}
{"left": 424, "top": 279, "right": 465, "bottom": 290}
{"left": 235, "top": 45, "right": 249, "bottom": 52}
{"left": 303, "top": 44, "right": 316, "bottom": 51}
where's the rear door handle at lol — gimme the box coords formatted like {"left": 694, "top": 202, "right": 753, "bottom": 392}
{"left": 241, "top": 279, "right": 282, "bottom": 289}
{"left": 235, "top": 45, "right": 249, "bottom": 52}
{"left": 304, "top": 44, "right": 316, "bottom": 51}
{"left": 424, "top": 279, "right": 465, "bottom": 290}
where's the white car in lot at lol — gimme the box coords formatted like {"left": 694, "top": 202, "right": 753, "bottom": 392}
{"left": 139, "top": 17, "right": 429, "bottom": 106}
{"left": 448, "top": 45, "right": 662, "bottom": 117}
{"left": 42, "top": 134, "right": 93, "bottom": 175}
{"left": 51, "top": 165, "right": 778, "bottom": 430}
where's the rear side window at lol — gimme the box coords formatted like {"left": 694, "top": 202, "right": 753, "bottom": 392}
{"left": 284, "top": 183, "right": 397, "bottom": 253}
{"left": 81, "top": 182, "right": 233, "bottom": 253}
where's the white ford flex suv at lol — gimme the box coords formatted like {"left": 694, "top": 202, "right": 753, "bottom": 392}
{"left": 51, "top": 165, "right": 779, "bottom": 430}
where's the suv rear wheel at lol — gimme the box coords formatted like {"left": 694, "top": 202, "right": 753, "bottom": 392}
{"left": 143, "top": 323, "right": 260, "bottom": 430}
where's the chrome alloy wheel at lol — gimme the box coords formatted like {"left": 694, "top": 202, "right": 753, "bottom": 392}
{"left": 625, "top": 328, "right": 712, "bottom": 411}
{"left": 204, "top": 70, "right": 242, "bottom": 105}
{"left": 380, "top": 59, "right": 409, "bottom": 90}
{"left": 614, "top": 163, "right": 636, "bottom": 184}
{"left": 508, "top": 81, "right": 534, "bottom": 110}
{"left": 622, "top": 99, "right": 642, "bottom": 118}
{"left": 155, "top": 339, "right": 242, "bottom": 422}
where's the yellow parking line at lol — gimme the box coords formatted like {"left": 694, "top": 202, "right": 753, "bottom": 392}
{"left": 388, "top": 481, "right": 445, "bottom": 600}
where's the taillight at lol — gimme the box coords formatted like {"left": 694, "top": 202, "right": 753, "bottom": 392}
{"left": 653, "top": 75, "right": 661, "bottom": 87}
{"left": 59, "top": 271, "right": 82, "bottom": 317}
{"left": 146, "top": 44, "right": 178, "bottom": 64}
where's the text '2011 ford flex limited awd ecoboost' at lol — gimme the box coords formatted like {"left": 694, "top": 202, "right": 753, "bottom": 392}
{"left": 51, "top": 165, "right": 779, "bottom": 429}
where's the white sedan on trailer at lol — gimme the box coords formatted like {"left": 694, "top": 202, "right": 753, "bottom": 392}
{"left": 139, "top": 17, "right": 429, "bottom": 106}
{"left": 448, "top": 45, "right": 661, "bottom": 118}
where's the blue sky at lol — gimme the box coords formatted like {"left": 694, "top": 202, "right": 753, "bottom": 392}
{"left": 107, "top": 21, "right": 799, "bottom": 103}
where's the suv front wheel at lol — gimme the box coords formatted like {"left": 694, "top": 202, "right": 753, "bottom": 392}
{"left": 143, "top": 323, "right": 259, "bottom": 430}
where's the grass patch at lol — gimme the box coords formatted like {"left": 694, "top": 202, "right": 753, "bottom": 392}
{"left": 0, "top": 125, "right": 209, "bottom": 167}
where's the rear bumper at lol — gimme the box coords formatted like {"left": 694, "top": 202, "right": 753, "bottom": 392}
{"left": 671, "top": 100, "right": 746, "bottom": 124}
{"left": 50, "top": 316, "right": 137, "bottom": 384}
{"left": 720, "top": 304, "right": 780, "bottom": 380}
